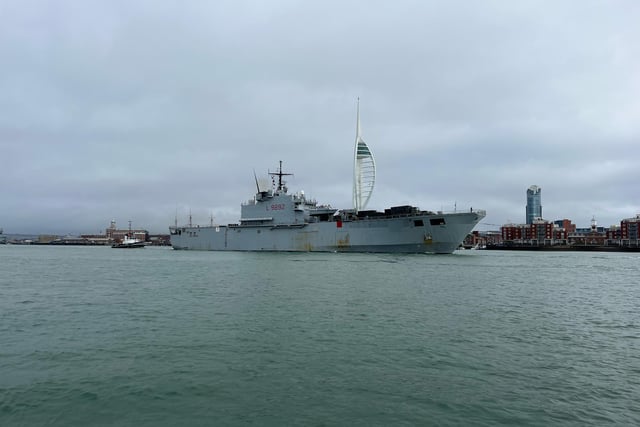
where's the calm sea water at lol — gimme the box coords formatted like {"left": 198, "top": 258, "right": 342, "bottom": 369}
{"left": 1, "top": 245, "right": 638, "bottom": 426}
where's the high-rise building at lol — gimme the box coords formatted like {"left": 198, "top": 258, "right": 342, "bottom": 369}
{"left": 526, "top": 185, "right": 542, "bottom": 224}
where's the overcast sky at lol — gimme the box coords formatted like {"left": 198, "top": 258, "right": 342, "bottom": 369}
{"left": 2, "top": 0, "right": 639, "bottom": 235}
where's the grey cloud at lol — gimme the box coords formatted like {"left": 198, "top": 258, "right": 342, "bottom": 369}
{"left": 1, "top": 0, "right": 639, "bottom": 234}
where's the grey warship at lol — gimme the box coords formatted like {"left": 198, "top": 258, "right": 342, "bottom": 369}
{"left": 169, "top": 103, "right": 485, "bottom": 254}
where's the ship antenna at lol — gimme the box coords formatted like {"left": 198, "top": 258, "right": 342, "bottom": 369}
{"left": 269, "top": 160, "right": 293, "bottom": 192}
{"left": 253, "top": 169, "right": 260, "bottom": 193}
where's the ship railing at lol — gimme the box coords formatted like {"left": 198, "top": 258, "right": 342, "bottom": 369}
{"left": 435, "top": 208, "right": 486, "bottom": 215}
{"left": 349, "top": 209, "right": 485, "bottom": 221}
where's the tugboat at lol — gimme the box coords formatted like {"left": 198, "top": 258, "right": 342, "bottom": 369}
{"left": 112, "top": 222, "right": 146, "bottom": 248}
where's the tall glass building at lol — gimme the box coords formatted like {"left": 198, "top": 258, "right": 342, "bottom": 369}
{"left": 526, "top": 185, "right": 542, "bottom": 224}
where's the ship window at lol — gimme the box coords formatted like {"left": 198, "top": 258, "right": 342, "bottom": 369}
{"left": 430, "top": 218, "right": 446, "bottom": 226}
{"left": 414, "top": 220, "right": 424, "bottom": 227}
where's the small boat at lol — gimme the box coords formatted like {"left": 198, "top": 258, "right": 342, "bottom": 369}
{"left": 112, "top": 235, "right": 146, "bottom": 248}
{"left": 112, "top": 221, "right": 146, "bottom": 248}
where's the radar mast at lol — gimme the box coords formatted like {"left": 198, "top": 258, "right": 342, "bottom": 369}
{"left": 269, "top": 160, "right": 293, "bottom": 193}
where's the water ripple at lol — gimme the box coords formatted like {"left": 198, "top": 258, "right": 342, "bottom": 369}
{"left": 0, "top": 247, "right": 638, "bottom": 425}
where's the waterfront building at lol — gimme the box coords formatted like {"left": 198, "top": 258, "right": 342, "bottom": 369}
{"left": 530, "top": 218, "right": 555, "bottom": 244}
{"left": 607, "top": 225, "right": 621, "bottom": 241}
{"left": 568, "top": 218, "right": 607, "bottom": 246}
{"left": 500, "top": 218, "right": 569, "bottom": 246}
{"left": 620, "top": 214, "right": 640, "bottom": 247}
{"left": 148, "top": 234, "right": 172, "bottom": 246}
{"left": 554, "top": 219, "right": 576, "bottom": 233}
{"left": 37, "top": 235, "right": 60, "bottom": 244}
{"left": 501, "top": 223, "right": 523, "bottom": 242}
{"left": 573, "top": 217, "right": 607, "bottom": 236}
{"left": 78, "top": 234, "right": 112, "bottom": 245}
{"left": 105, "top": 220, "right": 148, "bottom": 243}
{"left": 526, "top": 185, "right": 542, "bottom": 224}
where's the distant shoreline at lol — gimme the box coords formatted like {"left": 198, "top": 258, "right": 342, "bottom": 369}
{"left": 484, "top": 244, "right": 640, "bottom": 252}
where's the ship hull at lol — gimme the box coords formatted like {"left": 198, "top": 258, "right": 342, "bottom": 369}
{"left": 170, "top": 211, "right": 483, "bottom": 254}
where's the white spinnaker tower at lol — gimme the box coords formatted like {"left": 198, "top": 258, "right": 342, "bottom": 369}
{"left": 352, "top": 99, "right": 376, "bottom": 213}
